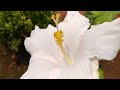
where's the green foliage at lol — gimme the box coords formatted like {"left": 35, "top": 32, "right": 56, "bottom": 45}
{"left": 98, "top": 65, "right": 104, "bottom": 79}
{"left": 0, "top": 11, "right": 33, "bottom": 52}
{"left": 85, "top": 11, "right": 120, "bottom": 25}
{"left": 0, "top": 11, "right": 54, "bottom": 64}
{"left": 24, "top": 11, "right": 55, "bottom": 29}
{"left": 0, "top": 11, "right": 54, "bottom": 53}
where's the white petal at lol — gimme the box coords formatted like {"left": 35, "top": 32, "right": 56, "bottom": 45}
{"left": 21, "top": 53, "right": 99, "bottom": 79}
{"left": 75, "top": 17, "right": 120, "bottom": 61}
{"left": 58, "top": 11, "right": 90, "bottom": 59}
{"left": 58, "top": 57, "right": 99, "bottom": 79}
{"left": 20, "top": 51, "right": 64, "bottom": 79}
{"left": 24, "top": 24, "right": 64, "bottom": 62}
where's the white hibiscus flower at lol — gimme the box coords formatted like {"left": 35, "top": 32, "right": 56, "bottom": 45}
{"left": 20, "top": 11, "right": 120, "bottom": 79}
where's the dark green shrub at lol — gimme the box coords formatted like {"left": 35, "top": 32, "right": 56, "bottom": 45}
{"left": 0, "top": 11, "right": 54, "bottom": 64}
{"left": 0, "top": 11, "right": 33, "bottom": 52}
{"left": 24, "top": 11, "right": 55, "bottom": 28}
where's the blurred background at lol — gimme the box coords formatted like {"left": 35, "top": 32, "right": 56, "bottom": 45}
{"left": 0, "top": 11, "right": 120, "bottom": 79}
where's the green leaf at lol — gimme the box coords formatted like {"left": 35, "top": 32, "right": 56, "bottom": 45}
{"left": 98, "top": 65, "right": 104, "bottom": 79}
{"left": 85, "top": 11, "right": 120, "bottom": 25}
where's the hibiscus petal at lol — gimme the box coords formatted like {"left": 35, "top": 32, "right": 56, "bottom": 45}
{"left": 58, "top": 57, "right": 99, "bottom": 79}
{"left": 75, "top": 17, "right": 120, "bottom": 61}
{"left": 24, "top": 25, "right": 65, "bottom": 62}
{"left": 58, "top": 11, "right": 90, "bottom": 59}
{"left": 20, "top": 51, "right": 64, "bottom": 79}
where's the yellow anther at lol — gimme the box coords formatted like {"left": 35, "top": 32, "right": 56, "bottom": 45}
{"left": 56, "top": 13, "right": 60, "bottom": 19}
{"left": 59, "top": 30, "right": 63, "bottom": 35}
{"left": 56, "top": 13, "right": 60, "bottom": 23}
{"left": 51, "top": 15, "right": 55, "bottom": 20}
{"left": 54, "top": 30, "right": 64, "bottom": 46}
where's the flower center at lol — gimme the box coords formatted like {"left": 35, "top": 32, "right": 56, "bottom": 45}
{"left": 51, "top": 13, "right": 73, "bottom": 65}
